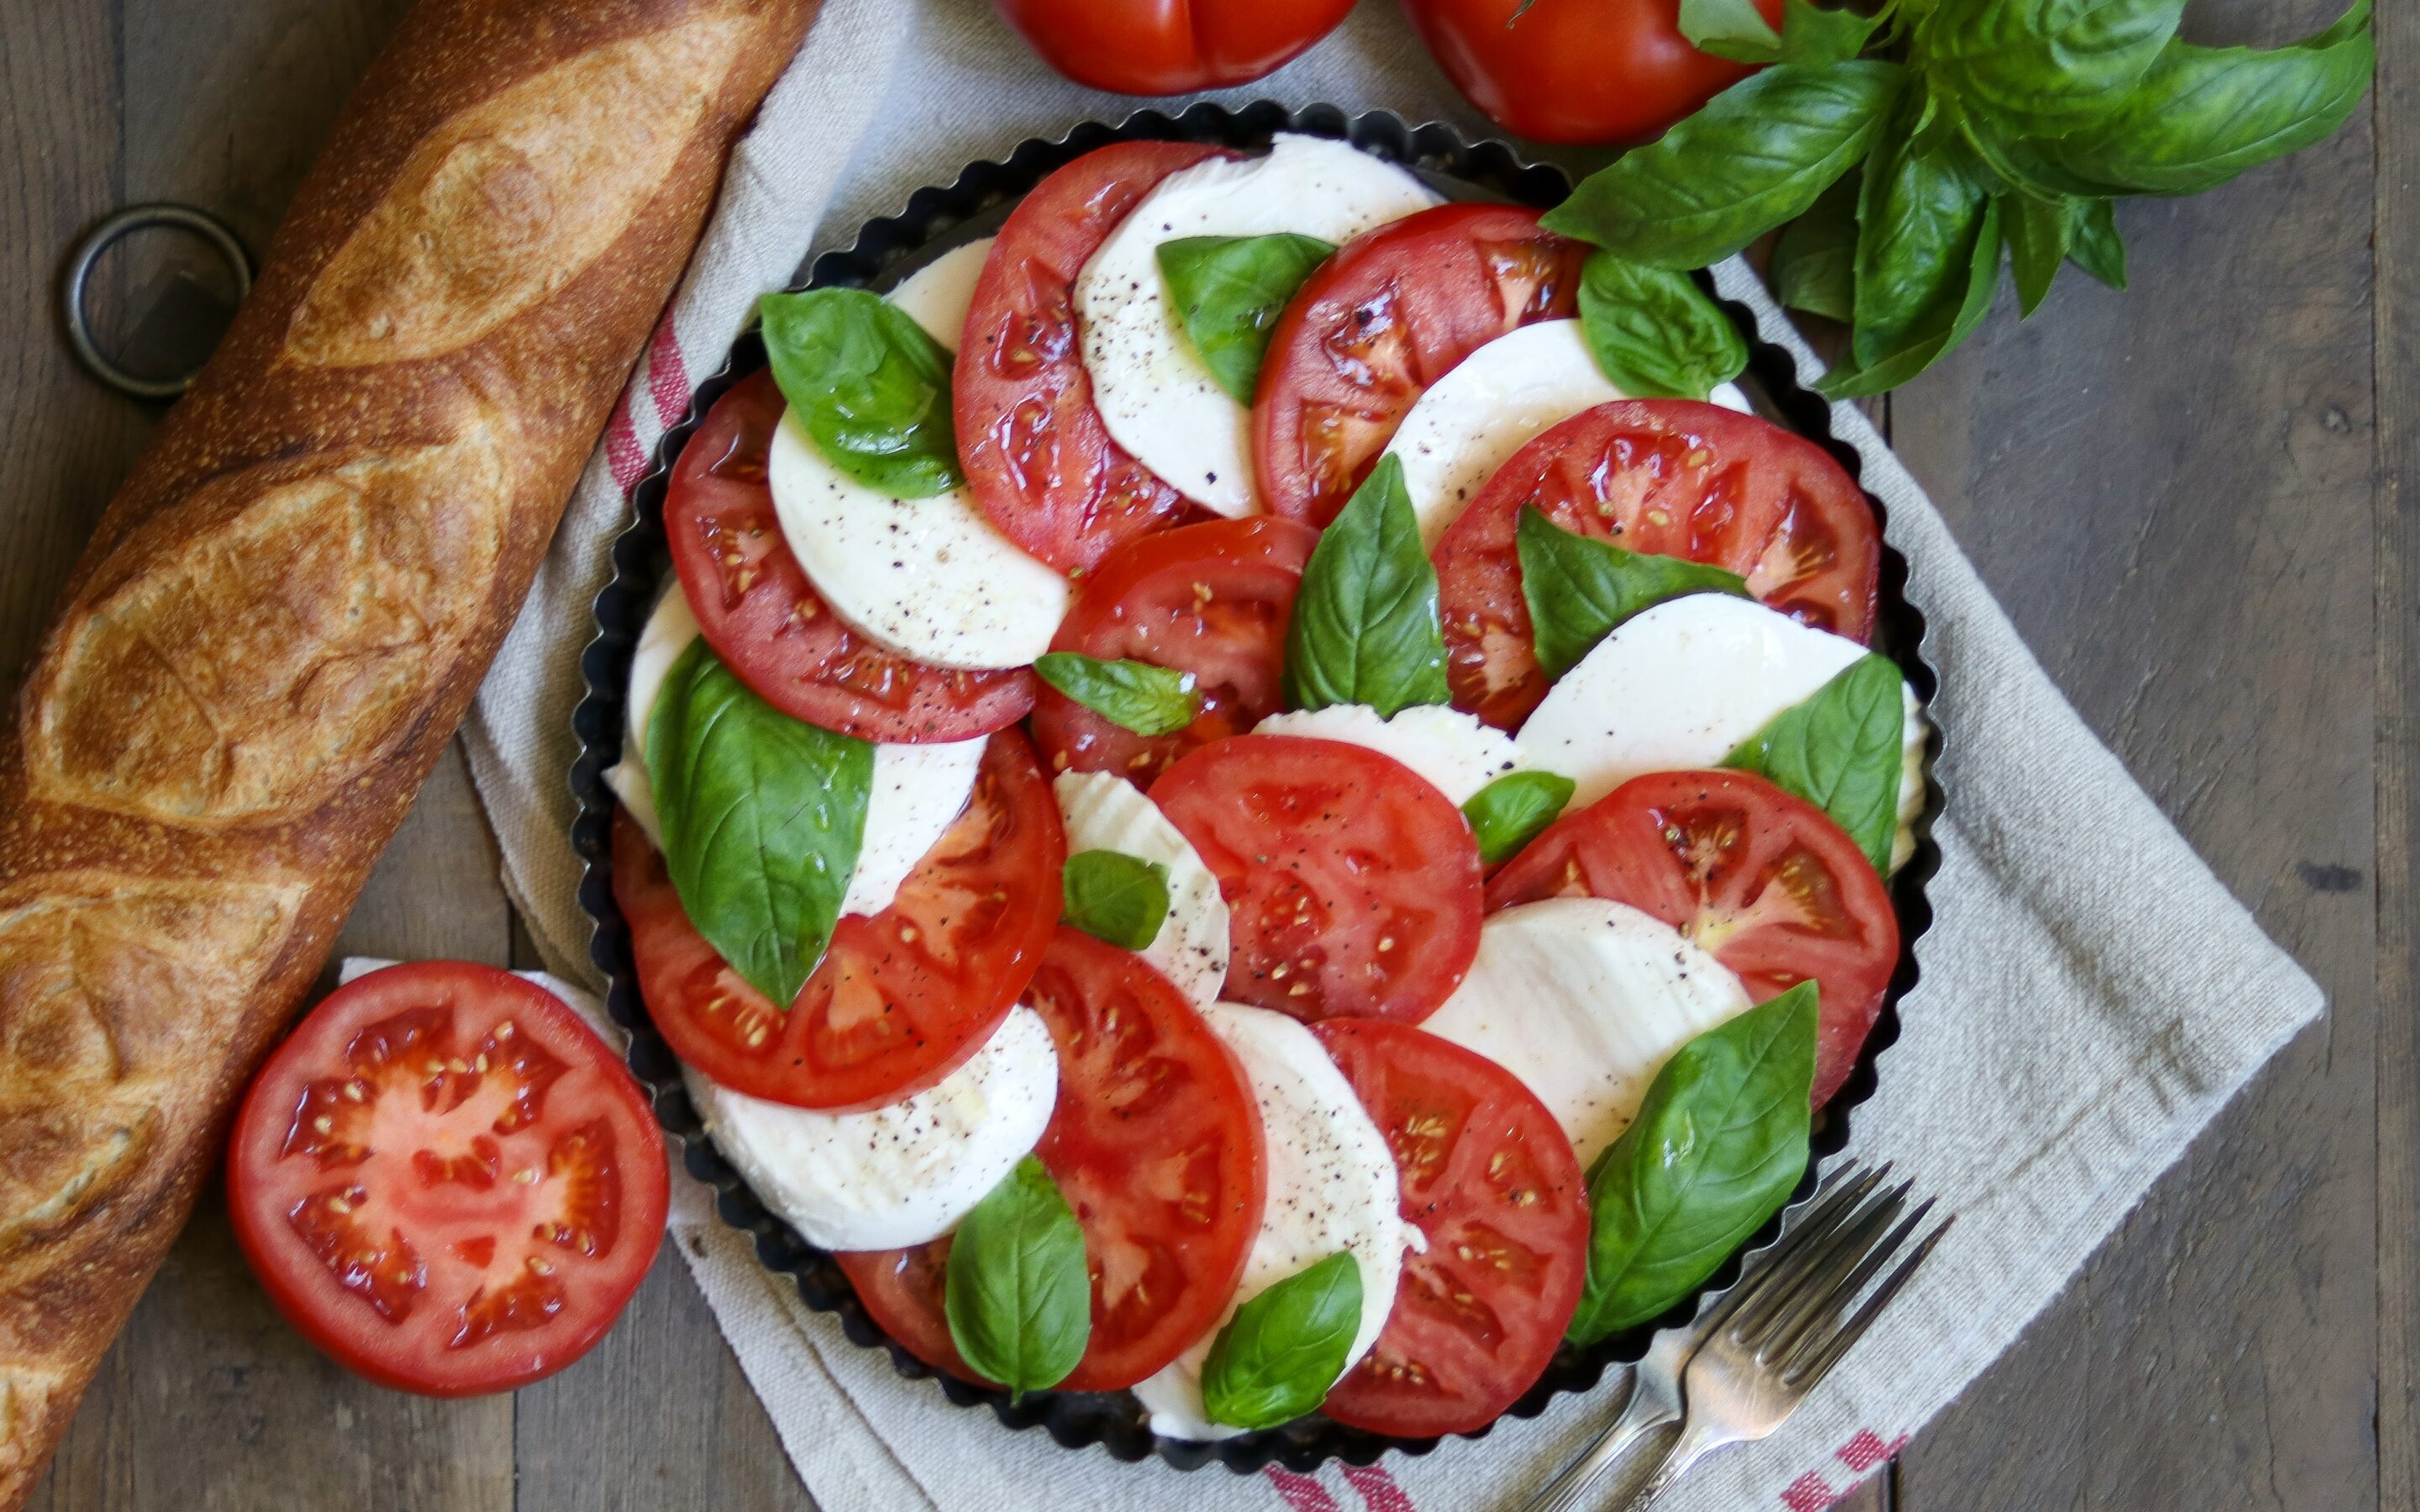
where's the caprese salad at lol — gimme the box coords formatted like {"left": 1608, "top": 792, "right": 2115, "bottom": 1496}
{"left": 605, "top": 131, "right": 1928, "bottom": 1444}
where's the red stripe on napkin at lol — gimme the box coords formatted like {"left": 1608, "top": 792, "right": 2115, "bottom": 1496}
{"left": 646, "top": 316, "right": 692, "bottom": 430}
{"left": 1265, "top": 1467, "right": 1343, "bottom": 1512}
{"left": 1339, "top": 1464, "right": 1418, "bottom": 1512}
{"left": 605, "top": 393, "right": 647, "bottom": 492}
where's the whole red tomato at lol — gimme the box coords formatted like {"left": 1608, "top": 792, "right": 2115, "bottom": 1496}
{"left": 992, "top": 0, "right": 1359, "bottom": 95}
{"left": 1400, "top": 0, "right": 1779, "bottom": 144}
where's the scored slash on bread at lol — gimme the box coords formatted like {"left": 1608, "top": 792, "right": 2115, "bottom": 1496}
{"left": 0, "top": 1, "right": 815, "bottom": 1501}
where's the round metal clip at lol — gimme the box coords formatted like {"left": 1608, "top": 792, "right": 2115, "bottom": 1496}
{"left": 60, "top": 202, "right": 253, "bottom": 400}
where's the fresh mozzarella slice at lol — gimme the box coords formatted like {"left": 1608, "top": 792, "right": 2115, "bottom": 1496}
{"left": 1423, "top": 899, "right": 1751, "bottom": 1168}
{"left": 886, "top": 238, "right": 994, "bottom": 346}
{"left": 1383, "top": 319, "right": 1754, "bottom": 548}
{"left": 1076, "top": 134, "right": 1441, "bottom": 518}
{"left": 1517, "top": 593, "right": 1927, "bottom": 864}
{"left": 605, "top": 585, "right": 702, "bottom": 848}
{"left": 1134, "top": 1003, "right": 1408, "bottom": 1441}
{"left": 1052, "top": 771, "right": 1228, "bottom": 1007}
{"left": 1253, "top": 702, "right": 1523, "bottom": 807}
{"left": 684, "top": 1005, "right": 1058, "bottom": 1252}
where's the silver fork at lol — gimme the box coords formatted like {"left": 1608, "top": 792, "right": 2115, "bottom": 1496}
{"left": 1526, "top": 1162, "right": 1950, "bottom": 1512}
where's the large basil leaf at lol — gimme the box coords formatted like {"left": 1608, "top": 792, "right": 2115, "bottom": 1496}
{"left": 1516, "top": 507, "right": 1749, "bottom": 680}
{"left": 1200, "top": 1252, "right": 1363, "bottom": 1431}
{"left": 1283, "top": 454, "right": 1451, "bottom": 717}
{"left": 1781, "top": 0, "right": 1885, "bottom": 65}
{"left": 1577, "top": 252, "right": 1749, "bottom": 402}
{"left": 1723, "top": 654, "right": 1906, "bottom": 874}
{"left": 1771, "top": 172, "right": 1861, "bottom": 323}
{"left": 1566, "top": 982, "right": 1819, "bottom": 1345}
{"left": 1033, "top": 652, "right": 1202, "bottom": 736}
{"left": 2003, "top": 194, "right": 2075, "bottom": 317}
{"left": 1543, "top": 63, "right": 1907, "bottom": 270}
{"left": 1818, "top": 194, "right": 2003, "bottom": 399}
{"left": 1463, "top": 771, "right": 1578, "bottom": 868}
{"left": 2035, "top": 0, "right": 2374, "bottom": 197}
{"left": 760, "top": 288, "right": 962, "bottom": 497}
{"left": 1958, "top": 112, "right": 2131, "bottom": 201}
{"left": 1681, "top": 0, "right": 1782, "bottom": 63}
{"left": 945, "top": 1157, "right": 1092, "bottom": 1399}
{"left": 2067, "top": 197, "right": 2128, "bottom": 288}
{"left": 1919, "top": 0, "right": 2186, "bottom": 139}
{"left": 645, "top": 641, "right": 872, "bottom": 1006}
{"left": 1853, "top": 95, "right": 1989, "bottom": 356}
{"left": 1158, "top": 234, "right": 1338, "bottom": 406}
{"left": 1061, "top": 850, "right": 1171, "bottom": 951}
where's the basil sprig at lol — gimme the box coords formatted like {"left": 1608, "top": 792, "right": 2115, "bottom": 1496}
{"left": 645, "top": 642, "right": 871, "bottom": 1007}
{"left": 1199, "top": 1252, "right": 1363, "bottom": 1431}
{"left": 1577, "top": 252, "right": 1748, "bottom": 402}
{"left": 1463, "top": 771, "right": 1577, "bottom": 868}
{"left": 1567, "top": 983, "right": 1818, "bottom": 1346}
{"left": 1724, "top": 655, "right": 1906, "bottom": 874}
{"left": 1061, "top": 850, "right": 1171, "bottom": 950}
{"left": 1515, "top": 507, "right": 1749, "bottom": 680}
{"left": 1034, "top": 652, "right": 1202, "bottom": 736}
{"left": 1680, "top": 0, "right": 1879, "bottom": 67}
{"left": 945, "top": 1157, "right": 1092, "bottom": 1399}
{"left": 760, "top": 288, "right": 962, "bottom": 496}
{"left": 1283, "top": 454, "right": 1451, "bottom": 718}
{"left": 1159, "top": 234, "right": 1337, "bottom": 406}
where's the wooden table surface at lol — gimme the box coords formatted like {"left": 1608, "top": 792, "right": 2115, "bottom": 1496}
{"left": 0, "top": 0, "right": 2410, "bottom": 1506}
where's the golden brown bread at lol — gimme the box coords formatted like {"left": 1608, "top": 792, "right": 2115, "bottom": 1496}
{"left": 0, "top": 0, "right": 814, "bottom": 1497}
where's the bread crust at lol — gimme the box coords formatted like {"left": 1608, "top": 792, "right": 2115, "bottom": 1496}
{"left": 0, "top": 0, "right": 814, "bottom": 1497}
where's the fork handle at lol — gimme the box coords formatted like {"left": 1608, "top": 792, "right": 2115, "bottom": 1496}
{"left": 1610, "top": 1419, "right": 1732, "bottom": 1512}
{"left": 1523, "top": 1375, "right": 1679, "bottom": 1512}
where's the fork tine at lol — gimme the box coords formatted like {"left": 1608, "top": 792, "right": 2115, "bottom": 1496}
{"left": 1785, "top": 1215, "right": 1955, "bottom": 1388}
{"left": 1729, "top": 1179, "right": 1909, "bottom": 1350}
{"left": 1702, "top": 1162, "right": 1889, "bottom": 1341}
{"left": 1762, "top": 1196, "right": 1935, "bottom": 1368}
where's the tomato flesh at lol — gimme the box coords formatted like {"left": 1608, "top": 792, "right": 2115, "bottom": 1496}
{"left": 1487, "top": 769, "right": 1897, "bottom": 1106}
{"left": 227, "top": 961, "right": 667, "bottom": 1396}
{"left": 1255, "top": 203, "right": 1587, "bottom": 527}
{"left": 1152, "top": 734, "right": 1484, "bottom": 1023}
{"left": 837, "top": 1239, "right": 973, "bottom": 1381}
{"left": 989, "top": 0, "right": 1358, "bottom": 94}
{"left": 1312, "top": 1020, "right": 1589, "bottom": 1438}
{"left": 1434, "top": 399, "right": 1881, "bottom": 731}
{"left": 1030, "top": 515, "right": 1318, "bottom": 784}
{"left": 613, "top": 728, "right": 1065, "bottom": 1110}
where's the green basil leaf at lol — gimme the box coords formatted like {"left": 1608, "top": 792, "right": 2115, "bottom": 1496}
{"left": 2034, "top": 1, "right": 2373, "bottom": 197}
{"left": 1681, "top": 0, "right": 1782, "bottom": 63}
{"left": 1853, "top": 97, "right": 1989, "bottom": 354}
{"left": 1543, "top": 63, "right": 1907, "bottom": 270}
{"left": 1723, "top": 654, "right": 1905, "bottom": 873}
{"left": 1463, "top": 771, "right": 1579, "bottom": 867}
{"left": 1781, "top": 0, "right": 1884, "bottom": 64}
{"left": 945, "top": 1157, "right": 1092, "bottom": 1399}
{"left": 760, "top": 288, "right": 962, "bottom": 496}
{"left": 645, "top": 641, "right": 871, "bottom": 1007}
{"left": 1818, "top": 194, "right": 2002, "bottom": 398}
{"left": 1771, "top": 172, "right": 1862, "bottom": 323}
{"left": 1516, "top": 507, "right": 1750, "bottom": 680}
{"left": 2066, "top": 197, "right": 2128, "bottom": 288}
{"left": 1919, "top": 0, "right": 2186, "bottom": 139}
{"left": 1033, "top": 652, "right": 1202, "bottom": 736}
{"left": 1157, "top": 234, "right": 1338, "bottom": 406}
{"left": 1199, "top": 1252, "right": 1363, "bottom": 1431}
{"left": 1283, "top": 454, "right": 1451, "bottom": 718}
{"left": 1566, "top": 982, "right": 1818, "bottom": 1345}
{"left": 1061, "top": 849, "right": 1172, "bottom": 950}
{"left": 1578, "top": 252, "right": 1749, "bottom": 402}
{"left": 1957, "top": 113, "right": 2131, "bottom": 200}
{"left": 2003, "top": 194, "right": 2074, "bottom": 316}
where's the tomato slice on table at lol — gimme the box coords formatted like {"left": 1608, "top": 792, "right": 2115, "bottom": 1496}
{"left": 1487, "top": 769, "right": 1898, "bottom": 1107}
{"left": 226, "top": 961, "right": 668, "bottom": 1397}
{"left": 1434, "top": 400, "right": 1881, "bottom": 730}
{"left": 956, "top": 140, "right": 1234, "bottom": 576}
{"left": 840, "top": 930, "right": 1265, "bottom": 1393}
{"left": 1311, "top": 1019, "right": 1589, "bottom": 1438}
{"left": 665, "top": 368, "right": 1036, "bottom": 743}
{"left": 1254, "top": 203, "right": 1588, "bottom": 527}
{"left": 1152, "top": 734, "right": 1484, "bottom": 1024}
{"left": 1030, "top": 515, "right": 1318, "bottom": 784}
{"left": 613, "top": 727, "right": 1065, "bottom": 1110}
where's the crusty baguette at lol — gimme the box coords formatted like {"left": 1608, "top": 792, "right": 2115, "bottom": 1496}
{"left": 0, "top": 0, "right": 813, "bottom": 1497}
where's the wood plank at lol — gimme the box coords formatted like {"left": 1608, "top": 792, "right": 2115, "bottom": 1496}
{"left": 1885, "top": 0, "right": 2380, "bottom": 1501}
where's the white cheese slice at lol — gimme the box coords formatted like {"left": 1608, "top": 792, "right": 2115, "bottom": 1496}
{"left": 1252, "top": 702, "right": 1523, "bottom": 807}
{"left": 1076, "top": 134, "right": 1441, "bottom": 519}
{"left": 683, "top": 1005, "right": 1058, "bottom": 1252}
{"left": 604, "top": 584, "right": 702, "bottom": 848}
{"left": 885, "top": 239, "right": 993, "bottom": 347}
{"left": 1422, "top": 899, "right": 1752, "bottom": 1168}
{"left": 1383, "top": 319, "right": 1754, "bottom": 549}
{"left": 1052, "top": 771, "right": 1228, "bottom": 1007}
{"left": 1133, "top": 1003, "right": 1408, "bottom": 1441}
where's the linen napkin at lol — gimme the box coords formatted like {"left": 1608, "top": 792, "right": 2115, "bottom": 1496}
{"left": 459, "top": 2, "right": 2327, "bottom": 1507}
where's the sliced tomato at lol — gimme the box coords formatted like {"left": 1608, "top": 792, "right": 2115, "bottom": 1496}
{"left": 1030, "top": 515, "right": 1318, "bottom": 784}
{"left": 1254, "top": 204, "right": 1588, "bottom": 527}
{"left": 1434, "top": 400, "right": 1881, "bottom": 730}
{"left": 1487, "top": 769, "right": 1897, "bottom": 1107}
{"left": 956, "top": 140, "right": 1233, "bottom": 575}
{"left": 226, "top": 961, "right": 668, "bottom": 1396}
{"left": 838, "top": 931, "right": 1265, "bottom": 1393}
{"left": 665, "top": 368, "right": 1036, "bottom": 742}
{"left": 1311, "top": 1020, "right": 1589, "bottom": 1438}
{"left": 1152, "top": 735, "right": 1483, "bottom": 1023}
{"left": 612, "top": 728, "right": 1065, "bottom": 1110}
